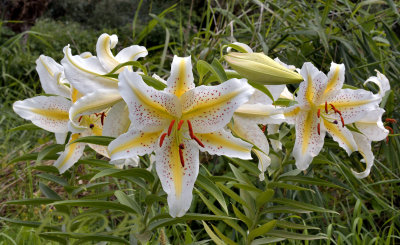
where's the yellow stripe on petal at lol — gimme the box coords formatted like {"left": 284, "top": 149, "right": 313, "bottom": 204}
{"left": 201, "top": 132, "right": 250, "bottom": 153}
{"left": 57, "top": 134, "right": 80, "bottom": 170}
{"left": 110, "top": 131, "right": 160, "bottom": 155}
{"left": 71, "top": 87, "right": 82, "bottom": 103}
{"left": 170, "top": 142, "right": 183, "bottom": 198}
{"left": 324, "top": 119, "right": 356, "bottom": 152}
{"left": 31, "top": 107, "right": 69, "bottom": 120}
{"left": 284, "top": 106, "right": 301, "bottom": 118}
{"left": 325, "top": 65, "right": 340, "bottom": 95}
{"left": 302, "top": 110, "right": 313, "bottom": 154}
{"left": 175, "top": 59, "right": 187, "bottom": 97}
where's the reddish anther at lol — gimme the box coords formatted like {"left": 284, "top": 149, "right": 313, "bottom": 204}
{"left": 317, "top": 109, "right": 321, "bottom": 118}
{"left": 168, "top": 120, "right": 175, "bottom": 136}
{"left": 179, "top": 143, "right": 185, "bottom": 149}
{"left": 325, "top": 102, "right": 328, "bottom": 114}
{"left": 385, "top": 118, "right": 397, "bottom": 124}
{"left": 101, "top": 112, "right": 106, "bottom": 125}
{"left": 177, "top": 120, "right": 184, "bottom": 130}
{"left": 385, "top": 126, "right": 394, "bottom": 134}
{"left": 187, "top": 120, "right": 194, "bottom": 138}
{"left": 78, "top": 116, "right": 83, "bottom": 122}
{"left": 317, "top": 123, "right": 320, "bottom": 135}
{"left": 159, "top": 133, "right": 167, "bottom": 147}
{"left": 179, "top": 148, "right": 185, "bottom": 167}
{"left": 193, "top": 135, "right": 205, "bottom": 147}
{"left": 340, "top": 116, "right": 345, "bottom": 127}
{"left": 262, "top": 125, "right": 267, "bottom": 133}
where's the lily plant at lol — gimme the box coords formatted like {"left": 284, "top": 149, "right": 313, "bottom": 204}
{"left": 108, "top": 56, "right": 254, "bottom": 217}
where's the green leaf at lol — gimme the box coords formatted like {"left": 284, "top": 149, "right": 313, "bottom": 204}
{"left": 0, "top": 217, "right": 60, "bottom": 231}
{"left": 225, "top": 157, "right": 260, "bottom": 176}
{"left": 8, "top": 123, "right": 40, "bottom": 132}
{"left": 51, "top": 200, "right": 136, "bottom": 213}
{"left": 6, "top": 198, "right": 59, "bottom": 205}
{"left": 77, "top": 159, "right": 112, "bottom": 168}
{"left": 248, "top": 81, "right": 275, "bottom": 103}
{"left": 114, "top": 190, "right": 142, "bottom": 215}
{"left": 69, "top": 136, "right": 115, "bottom": 146}
{"left": 232, "top": 205, "right": 252, "bottom": 228}
{"left": 271, "top": 198, "right": 338, "bottom": 214}
{"left": 267, "top": 182, "right": 313, "bottom": 192}
{"left": 37, "top": 144, "right": 65, "bottom": 164}
{"left": 275, "top": 220, "right": 320, "bottom": 230}
{"left": 196, "top": 174, "right": 228, "bottom": 214}
{"left": 9, "top": 153, "right": 58, "bottom": 164}
{"left": 216, "top": 182, "right": 250, "bottom": 209}
{"left": 37, "top": 173, "right": 69, "bottom": 187}
{"left": 90, "top": 168, "right": 154, "bottom": 183}
{"left": 103, "top": 61, "right": 147, "bottom": 76}
{"left": 248, "top": 220, "right": 277, "bottom": 241}
{"left": 140, "top": 74, "right": 167, "bottom": 90}
{"left": 262, "top": 206, "right": 312, "bottom": 214}
{"left": 202, "top": 221, "right": 225, "bottom": 245}
{"left": 266, "top": 230, "right": 326, "bottom": 240}
{"left": 211, "top": 58, "right": 228, "bottom": 81}
{"left": 278, "top": 176, "right": 345, "bottom": 189}
{"left": 211, "top": 224, "right": 238, "bottom": 245}
{"left": 39, "top": 183, "right": 62, "bottom": 200}
{"left": 256, "top": 189, "right": 275, "bottom": 209}
{"left": 251, "top": 237, "right": 286, "bottom": 245}
{"left": 40, "top": 232, "right": 129, "bottom": 244}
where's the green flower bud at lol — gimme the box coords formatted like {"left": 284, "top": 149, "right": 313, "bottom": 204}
{"left": 224, "top": 52, "right": 303, "bottom": 85}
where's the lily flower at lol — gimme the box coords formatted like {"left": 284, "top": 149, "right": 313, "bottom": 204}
{"left": 13, "top": 55, "right": 113, "bottom": 173}
{"left": 108, "top": 56, "right": 254, "bottom": 217}
{"left": 61, "top": 33, "right": 147, "bottom": 131}
{"left": 284, "top": 62, "right": 381, "bottom": 170}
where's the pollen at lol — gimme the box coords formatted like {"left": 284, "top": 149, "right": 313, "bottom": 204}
{"left": 325, "top": 101, "right": 328, "bottom": 114}
{"left": 317, "top": 123, "right": 320, "bottom": 135}
{"left": 179, "top": 147, "right": 185, "bottom": 167}
{"left": 159, "top": 133, "right": 167, "bottom": 147}
{"left": 89, "top": 123, "right": 94, "bottom": 128}
{"left": 168, "top": 120, "right": 175, "bottom": 136}
{"left": 317, "top": 109, "right": 320, "bottom": 118}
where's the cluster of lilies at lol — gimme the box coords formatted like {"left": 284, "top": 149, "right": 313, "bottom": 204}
{"left": 13, "top": 34, "right": 391, "bottom": 217}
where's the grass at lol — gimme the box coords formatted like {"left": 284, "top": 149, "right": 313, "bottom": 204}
{"left": 1, "top": 0, "right": 399, "bottom": 244}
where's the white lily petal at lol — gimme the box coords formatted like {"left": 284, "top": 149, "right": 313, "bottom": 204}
{"left": 268, "top": 124, "right": 282, "bottom": 152}
{"left": 355, "top": 108, "right": 388, "bottom": 142}
{"left": 13, "top": 96, "right": 70, "bottom": 133}
{"left": 293, "top": 110, "right": 326, "bottom": 170}
{"left": 55, "top": 133, "right": 67, "bottom": 144}
{"left": 61, "top": 45, "right": 118, "bottom": 94}
{"left": 351, "top": 132, "right": 374, "bottom": 178}
{"left": 235, "top": 104, "right": 286, "bottom": 125}
{"left": 279, "top": 86, "right": 295, "bottom": 100}
{"left": 54, "top": 134, "right": 85, "bottom": 174}
{"left": 323, "top": 62, "right": 345, "bottom": 97}
{"left": 248, "top": 85, "right": 285, "bottom": 105}
{"left": 118, "top": 69, "right": 181, "bottom": 132}
{"left": 111, "top": 156, "right": 140, "bottom": 167}
{"left": 283, "top": 106, "right": 301, "bottom": 124}
{"left": 80, "top": 124, "right": 109, "bottom": 158}
{"left": 115, "top": 45, "right": 148, "bottom": 63}
{"left": 196, "top": 128, "right": 252, "bottom": 159}
{"left": 109, "top": 129, "right": 161, "bottom": 161}
{"left": 102, "top": 101, "right": 130, "bottom": 137}
{"left": 325, "top": 89, "right": 381, "bottom": 124}
{"left": 297, "top": 62, "right": 328, "bottom": 106}
{"left": 69, "top": 89, "right": 122, "bottom": 129}
{"left": 273, "top": 58, "right": 297, "bottom": 71}
{"left": 155, "top": 134, "right": 199, "bottom": 218}
{"left": 182, "top": 78, "right": 254, "bottom": 134}
{"left": 96, "top": 34, "right": 120, "bottom": 72}
{"left": 166, "top": 56, "right": 195, "bottom": 98}
{"left": 152, "top": 74, "right": 167, "bottom": 84}
{"left": 324, "top": 119, "right": 357, "bottom": 155}
{"left": 36, "top": 55, "right": 70, "bottom": 97}
{"left": 364, "top": 71, "right": 390, "bottom": 98}
{"left": 227, "top": 42, "right": 253, "bottom": 53}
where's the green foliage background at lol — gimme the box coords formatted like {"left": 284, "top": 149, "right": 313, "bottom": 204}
{"left": 0, "top": 0, "right": 399, "bottom": 244}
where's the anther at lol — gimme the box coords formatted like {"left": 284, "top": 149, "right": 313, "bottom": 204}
{"left": 168, "top": 120, "right": 175, "bottom": 136}
{"left": 78, "top": 116, "right": 83, "bottom": 122}
{"left": 177, "top": 120, "right": 184, "bottom": 130}
{"left": 385, "top": 126, "right": 394, "bottom": 134}
{"left": 159, "top": 133, "right": 167, "bottom": 147}
{"left": 187, "top": 120, "right": 194, "bottom": 138}
{"left": 262, "top": 125, "right": 266, "bottom": 133}
{"left": 179, "top": 148, "right": 185, "bottom": 167}
{"left": 317, "top": 123, "right": 320, "bottom": 135}
{"left": 179, "top": 143, "right": 185, "bottom": 149}
{"left": 89, "top": 123, "right": 94, "bottom": 129}
{"left": 317, "top": 109, "right": 320, "bottom": 118}
{"left": 385, "top": 118, "right": 397, "bottom": 124}
{"left": 325, "top": 102, "right": 328, "bottom": 114}
{"left": 340, "top": 116, "right": 345, "bottom": 127}
{"left": 333, "top": 120, "right": 338, "bottom": 124}
{"left": 101, "top": 112, "right": 106, "bottom": 125}
{"left": 193, "top": 135, "right": 205, "bottom": 147}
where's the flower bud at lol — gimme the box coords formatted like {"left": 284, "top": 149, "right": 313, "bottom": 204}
{"left": 224, "top": 52, "right": 303, "bottom": 85}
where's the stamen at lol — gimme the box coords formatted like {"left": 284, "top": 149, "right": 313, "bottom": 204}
{"left": 101, "top": 112, "right": 106, "bottom": 125}
{"left": 193, "top": 135, "right": 205, "bottom": 147}
{"left": 78, "top": 116, "right": 83, "bottom": 122}
{"left": 340, "top": 116, "right": 345, "bottom": 127}
{"left": 333, "top": 120, "right": 338, "bottom": 124}
{"left": 159, "top": 133, "right": 167, "bottom": 147}
{"left": 317, "top": 109, "right": 320, "bottom": 118}
{"left": 317, "top": 123, "right": 320, "bottom": 135}
{"left": 177, "top": 120, "right": 184, "bottom": 130}
{"left": 179, "top": 148, "right": 185, "bottom": 167}
{"left": 385, "top": 126, "right": 394, "bottom": 134}
{"left": 179, "top": 143, "right": 185, "bottom": 149}
{"left": 262, "top": 125, "right": 266, "bottom": 133}
{"left": 325, "top": 102, "right": 328, "bottom": 114}
{"left": 187, "top": 120, "right": 194, "bottom": 138}
{"left": 168, "top": 120, "right": 175, "bottom": 136}
{"left": 89, "top": 123, "right": 94, "bottom": 129}
{"left": 385, "top": 118, "right": 397, "bottom": 124}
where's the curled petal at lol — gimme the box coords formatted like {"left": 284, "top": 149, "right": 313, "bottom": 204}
{"left": 54, "top": 134, "right": 85, "bottom": 174}
{"left": 297, "top": 62, "right": 328, "bottom": 106}
{"left": 226, "top": 42, "right": 253, "bottom": 53}
{"left": 96, "top": 34, "right": 119, "bottom": 72}
{"left": 13, "top": 96, "right": 70, "bottom": 133}
{"left": 364, "top": 71, "right": 390, "bottom": 98}
{"left": 235, "top": 104, "right": 286, "bottom": 125}
{"left": 115, "top": 45, "right": 148, "bottom": 63}
{"left": 119, "top": 69, "right": 181, "bottom": 132}
{"left": 155, "top": 134, "right": 199, "bottom": 217}
{"left": 351, "top": 132, "right": 374, "bottom": 179}
{"left": 36, "top": 55, "right": 70, "bottom": 97}
{"left": 293, "top": 110, "right": 326, "bottom": 170}
{"left": 182, "top": 78, "right": 254, "bottom": 134}
{"left": 109, "top": 129, "right": 161, "bottom": 161}
{"left": 166, "top": 56, "right": 195, "bottom": 98}
{"left": 61, "top": 45, "right": 117, "bottom": 94}
{"left": 196, "top": 128, "right": 252, "bottom": 159}
{"left": 355, "top": 108, "right": 388, "bottom": 142}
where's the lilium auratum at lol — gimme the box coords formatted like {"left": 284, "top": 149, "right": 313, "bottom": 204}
{"left": 62, "top": 33, "right": 147, "bottom": 132}
{"left": 109, "top": 56, "right": 254, "bottom": 217}
{"left": 284, "top": 62, "right": 381, "bottom": 171}
{"left": 13, "top": 55, "right": 113, "bottom": 173}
